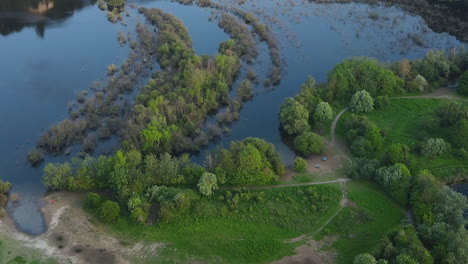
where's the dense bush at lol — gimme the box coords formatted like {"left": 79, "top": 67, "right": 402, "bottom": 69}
{"left": 294, "top": 132, "right": 325, "bottom": 156}
{"left": 293, "top": 157, "right": 307, "bottom": 173}
{"left": 42, "top": 163, "right": 73, "bottom": 190}
{"left": 345, "top": 115, "right": 383, "bottom": 157}
{"left": 386, "top": 143, "right": 411, "bottom": 164}
{"left": 349, "top": 158, "right": 380, "bottom": 180}
{"left": 375, "top": 163, "right": 411, "bottom": 205}
{"left": 436, "top": 102, "right": 468, "bottom": 127}
{"left": 84, "top": 192, "right": 101, "bottom": 210}
{"left": 211, "top": 138, "right": 284, "bottom": 185}
{"left": 99, "top": 200, "right": 120, "bottom": 223}
{"left": 421, "top": 138, "right": 449, "bottom": 157}
{"left": 375, "top": 225, "right": 434, "bottom": 264}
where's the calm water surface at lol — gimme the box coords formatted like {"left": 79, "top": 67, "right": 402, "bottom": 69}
{"left": 0, "top": 0, "right": 465, "bottom": 234}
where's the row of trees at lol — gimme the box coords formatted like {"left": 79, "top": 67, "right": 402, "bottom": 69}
{"left": 42, "top": 138, "right": 285, "bottom": 224}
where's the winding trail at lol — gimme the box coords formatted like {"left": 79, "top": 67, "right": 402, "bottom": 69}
{"left": 311, "top": 179, "right": 348, "bottom": 236}
{"left": 330, "top": 107, "right": 349, "bottom": 146}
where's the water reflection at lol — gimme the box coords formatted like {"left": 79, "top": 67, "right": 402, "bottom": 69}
{"left": 0, "top": 0, "right": 96, "bottom": 37}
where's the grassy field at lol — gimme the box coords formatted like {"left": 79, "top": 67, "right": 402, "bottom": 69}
{"left": 337, "top": 98, "right": 468, "bottom": 182}
{"left": 0, "top": 238, "right": 57, "bottom": 264}
{"left": 366, "top": 98, "right": 445, "bottom": 145}
{"left": 106, "top": 185, "right": 343, "bottom": 263}
{"left": 315, "top": 181, "right": 405, "bottom": 264}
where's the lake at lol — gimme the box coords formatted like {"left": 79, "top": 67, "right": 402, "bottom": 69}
{"left": 0, "top": 0, "right": 466, "bottom": 234}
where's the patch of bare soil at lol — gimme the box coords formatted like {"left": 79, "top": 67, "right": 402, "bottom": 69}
{"left": 0, "top": 191, "right": 163, "bottom": 264}
{"left": 281, "top": 141, "right": 348, "bottom": 182}
{"left": 271, "top": 237, "right": 337, "bottom": 264}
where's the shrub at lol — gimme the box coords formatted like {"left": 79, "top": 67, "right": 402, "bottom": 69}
{"left": 458, "top": 70, "right": 468, "bottom": 95}
{"left": 131, "top": 208, "right": 148, "bottom": 225}
{"left": 387, "top": 143, "right": 410, "bottom": 164}
{"left": 350, "top": 90, "right": 374, "bottom": 113}
{"left": 236, "top": 80, "right": 253, "bottom": 102}
{"left": 99, "top": 201, "right": 120, "bottom": 223}
{"left": 107, "top": 0, "right": 125, "bottom": 7}
{"left": 293, "top": 157, "right": 307, "bottom": 173}
{"left": 375, "top": 163, "right": 411, "bottom": 205}
{"left": 197, "top": 172, "right": 218, "bottom": 196}
{"left": 349, "top": 158, "right": 380, "bottom": 180}
{"left": 0, "top": 194, "right": 7, "bottom": 208}
{"left": 375, "top": 96, "right": 390, "bottom": 109}
{"left": 84, "top": 192, "right": 101, "bottom": 210}
{"left": 27, "top": 149, "right": 44, "bottom": 166}
{"left": 294, "top": 132, "right": 325, "bottom": 156}
{"left": 354, "top": 254, "right": 377, "bottom": 264}
{"left": 450, "top": 119, "right": 468, "bottom": 149}
{"left": 0, "top": 180, "right": 12, "bottom": 194}
{"left": 421, "top": 138, "right": 449, "bottom": 157}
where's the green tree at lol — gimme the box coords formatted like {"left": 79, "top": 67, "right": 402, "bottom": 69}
{"left": 450, "top": 119, "right": 468, "bottom": 149}
{"left": 294, "top": 132, "right": 325, "bottom": 156}
{"left": 313, "top": 102, "right": 333, "bottom": 125}
{"left": 421, "top": 138, "right": 449, "bottom": 157}
{"left": 42, "top": 163, "right": 73, "bottom": 190}
{"left": 350, "top": 90, "right": 374, "bottom": 113}
{"left": 354, "top": 254, "right": 377, "bottom": 264}
{"left": 293, "top": 157, "right": 307, "bottom": 173}
{"left": 280, "top": 98, "right": 310, "bottom": 135}
{"left": 99, "top": 201, "right": 120, "bottom": 223}
{"left": 197, "top": 172, "right": 218, "bottom": 196}
{"left": 235, "top": 144, "right": 267, "bottom": 185}
{"left": 458, "top": 70, "right": 468, "bottom": 95}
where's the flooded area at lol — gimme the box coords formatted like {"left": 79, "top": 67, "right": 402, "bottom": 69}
{"left": 0, "top": 0, "right": 466, "bottom": 234}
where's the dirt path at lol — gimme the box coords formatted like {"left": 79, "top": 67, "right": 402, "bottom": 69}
{"left": 391, "top": 88, "right": 468, "bottom": 102}
{"left": 223, "top": 178, "right": 351, "bottom": 190}
{"left": 331, "top": 107, "right": 349, "bottom": 146}
{"left": 272, "top": 180, "right": 349, "bottom": 264}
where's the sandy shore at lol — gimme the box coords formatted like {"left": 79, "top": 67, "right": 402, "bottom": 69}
{"left": 0, "top": 191, "right": 162, "bottom": 264}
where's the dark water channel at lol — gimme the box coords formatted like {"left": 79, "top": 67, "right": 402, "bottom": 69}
{"left": 0, "top": 0, "right": 465, "bottom": 234}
